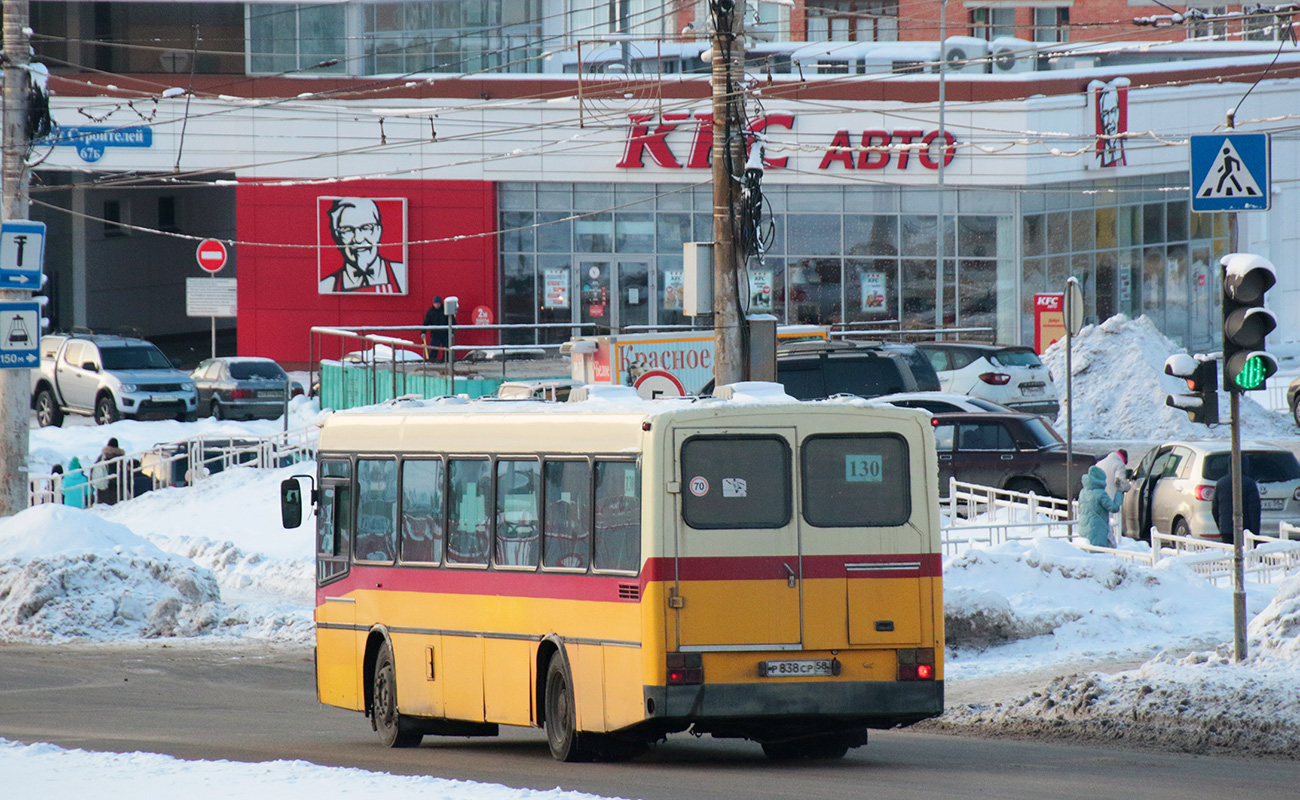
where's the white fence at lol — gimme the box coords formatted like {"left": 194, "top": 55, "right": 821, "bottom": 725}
{"left": 29, "top": 427, "right": 318, "bottom": 509}
{"left": 941, "top": 479, "right": 1300, "bottom": 585}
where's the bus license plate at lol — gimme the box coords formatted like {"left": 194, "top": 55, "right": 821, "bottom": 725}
{"left": 760, "top": 659, "right": 834, "bottom": 678}
{"left": 1261, "top": 499, "right": 1285, "bottom": 511}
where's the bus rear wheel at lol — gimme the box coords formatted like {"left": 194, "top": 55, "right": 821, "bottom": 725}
{"left": 544, "top": 655, "right": 592, "bottom": 762}
{"left": 372, "top": 641, "right": 422, "bottom": 748}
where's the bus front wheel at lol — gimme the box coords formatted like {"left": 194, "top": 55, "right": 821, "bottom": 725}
{"left": 544, "top": 656, "right": 591, "bottom": 762}
{"left": 372, "top": 641, "right": 422, "bottom": 748}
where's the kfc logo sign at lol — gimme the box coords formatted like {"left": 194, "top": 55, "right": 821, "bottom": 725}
{"left": 1088, "top": 77, "right": 1129, "bottom": 168}
{"left": 818, "top": 130, "right": 956, "bottom": 171}
{"left": 617, "top": 113, "right": 792, "bottom": 169}
{"left": 616, "top": 114, "right": 955, "bottom": 171}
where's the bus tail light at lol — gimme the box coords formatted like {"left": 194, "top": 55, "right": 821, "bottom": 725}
{"left": 666, "top": 653, "right": 703, "bottom": 685}
{"left": 897, "top": 648, "right": 935, "bottom": 681}
{"left": 978, "top": 372, "right": 1011, "bottom": 386}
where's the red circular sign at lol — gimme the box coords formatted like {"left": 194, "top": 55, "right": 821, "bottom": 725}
{"left": 471, "top": 305, "right": 494, "bottom": 326}
{"left": 196, "top": 239, "right": 228, "bottom": 273}
{"left": 633, "top": 369, "right": 686, "bottom": 400}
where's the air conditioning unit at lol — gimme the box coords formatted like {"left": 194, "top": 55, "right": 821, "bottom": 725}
{"left": 990, "top": 37, "right": 1037, "bottom": 73}
{"left": 942, "top": 36, "right": 991, "bottom": 73}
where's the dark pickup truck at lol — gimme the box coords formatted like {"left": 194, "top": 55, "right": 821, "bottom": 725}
{"left": 931, "top": 411, "right": 1100, "bottom": 499}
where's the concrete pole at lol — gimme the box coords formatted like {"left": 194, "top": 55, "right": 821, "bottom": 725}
{"left": 936, "top": 0, "right": 948, "bottom": 334}
{"left": 0, "top": 0, "right": 32, "bottom": 517}
{"left": 712, "top": 0, "right": 745, "bottom": 387}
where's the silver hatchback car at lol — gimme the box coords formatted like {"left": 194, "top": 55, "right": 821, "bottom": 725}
{"left": 1121, "top": 441, "right": 1300, "bottom": 541}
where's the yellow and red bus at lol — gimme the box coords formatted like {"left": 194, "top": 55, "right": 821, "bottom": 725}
{"left": 282, "top": 384, "right": 944, "bottom": 760}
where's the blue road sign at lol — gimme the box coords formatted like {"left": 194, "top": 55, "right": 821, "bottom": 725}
{"left": 0, "top": 300, "right": 40, "bottom": 369}
{"left": 1190, "top": 133, "right": 1270, "bottom": 212}
{"left": 0, "top": 220, "right": 47, "bottom": 291}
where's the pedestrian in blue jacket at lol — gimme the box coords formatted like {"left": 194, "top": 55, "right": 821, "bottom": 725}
{"left": 61, "top": 457, "right": 91, "bottom": 509}
{"left": 1078, "top": 465, "right": 1123, "bottom": 547}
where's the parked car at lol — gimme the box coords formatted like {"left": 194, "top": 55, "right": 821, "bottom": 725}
{"left": 31, "top": 333, "right": 198, "bottom": 426}
{"left": 191, "top": 356, "right": 303, "bottom": 420}
{"left": 772, "top": 341, "right": 941, "bottom": 400}
{"left": 698, "top": 341, "right": 940, "bottom": 400}
{"left": 915, "top": 342, "right": 1059, "bottom": 417}
{"left": 931, "top": 411, "right": 1098, "bottom": 499}
{"left": 875, "top": 391, "right": 1014, "bottom": 415}
{"left": 495, "top": 378, "right": 579, "bottom": 402}
{"left": 1287, "top": 376, "right": 1300, "bottom": 427}
{"left": 1121, "top": 442, "right": 1300, "bottom": 541}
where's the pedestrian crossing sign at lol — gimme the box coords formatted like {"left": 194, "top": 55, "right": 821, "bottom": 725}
{"left": 1190, "top": 132, "right": 1270, "bottom": 212}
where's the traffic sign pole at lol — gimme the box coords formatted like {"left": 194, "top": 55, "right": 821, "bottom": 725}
{"left": 0, "top": 5, "right": 34, "bottom": 518}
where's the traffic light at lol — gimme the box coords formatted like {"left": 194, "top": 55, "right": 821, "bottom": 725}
{"left": 1221, "top": 253, "right": 1277, "bottom": 392}
{"left": 1165, "top": 353, "right": 1219, "bottom": 425}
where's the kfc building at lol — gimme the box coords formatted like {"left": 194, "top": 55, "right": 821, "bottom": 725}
{"left": 31, "top": 47, "right": 1300, "bottom": 367}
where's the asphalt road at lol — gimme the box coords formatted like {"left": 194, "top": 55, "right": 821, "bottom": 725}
{"left": 1, "top": 642, "right": 1297, "bottom": 799}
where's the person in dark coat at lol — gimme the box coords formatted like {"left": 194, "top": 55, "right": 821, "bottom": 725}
{"left": 1212, "top": 455, "right": 1261, "bottom": 544}
{"left": 93, "top": 437, "right": 126, "bottom": 506}
{"left": 421, "top": 296, "right": 449, "bottom": 360}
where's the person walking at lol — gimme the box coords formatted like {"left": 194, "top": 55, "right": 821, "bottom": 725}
{"left": 93, "top": 437, "right": 126, "bottom": 506}
{"left": 1078, "top": 464, "right": 1124, "bottom": 548}
{"left": 61, "top": 457, "right": 91, "bottom": 508}
{"left": 1212, "top": 455, "right": 1261, "bottom": 545}
{"left": 421, "top": 296, "right": 449, "bottom": 361}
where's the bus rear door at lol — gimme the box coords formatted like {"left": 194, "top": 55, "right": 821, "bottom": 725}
{"left": 672, "top": 429, "right": 801, "bottom": 649}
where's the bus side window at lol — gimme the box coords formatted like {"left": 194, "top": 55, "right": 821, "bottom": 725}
{"left": 401, "top": 459, "right": 444, "bottom": 564}
{"left": 594, "top": 460, "right": 640, "bottom": 573}
{"left": 317, "top": 483, "right": 353, "bottom": 584}
{"left": 355, "top": 458, "right": 398, "bottom": 562}
{"left": 495, "top": 459, "right": 540, "bottom": 568}
{"left": 447, "top": 459, "right": 491, "bottom": 565}
{"left": 543, "top": 460, "right": 591, "bottom": 570}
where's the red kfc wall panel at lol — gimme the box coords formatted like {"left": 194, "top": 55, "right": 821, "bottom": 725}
{"left": 235, "top": 179, "right": 497, "bottom": 367}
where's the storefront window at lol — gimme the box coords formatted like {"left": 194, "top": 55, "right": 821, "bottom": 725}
{"left": 787, "top": 214, "right": 842, "bottom": 256}
{"left": 789, "top": 259, "right": 842, "bottom": 324}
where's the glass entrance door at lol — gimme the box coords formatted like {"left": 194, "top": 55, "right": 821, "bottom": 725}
{"left": 578, "top": 258, "right": 652, "bottom": 334}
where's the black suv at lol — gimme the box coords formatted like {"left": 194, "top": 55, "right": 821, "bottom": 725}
{"left": 773, "top": 341, "right": 940, "bottom": 400}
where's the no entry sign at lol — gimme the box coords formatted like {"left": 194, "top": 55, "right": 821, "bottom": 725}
{"left": 196, "top": 238, "right": 228, "bottom": 273}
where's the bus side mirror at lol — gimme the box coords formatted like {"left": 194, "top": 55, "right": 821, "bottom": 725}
{"left": 281, "top": 476, "right": 313, "bottom": 528}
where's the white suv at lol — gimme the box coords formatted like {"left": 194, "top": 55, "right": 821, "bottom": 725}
{"left": 915, "top": 343, "right": 1059, "bottom": 417}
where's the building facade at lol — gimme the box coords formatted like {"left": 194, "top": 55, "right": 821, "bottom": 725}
{"left": 20, "top": 5, "right": 1300, "bottom": 367}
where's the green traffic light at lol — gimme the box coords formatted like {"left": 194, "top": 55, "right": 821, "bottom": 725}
{"left": 1234, "top": 355, "right": 1269, "bottom": 390}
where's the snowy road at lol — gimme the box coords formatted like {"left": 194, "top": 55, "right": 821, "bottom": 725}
{"left": 1, "top": 642, "right": 1298, "bottom": 800}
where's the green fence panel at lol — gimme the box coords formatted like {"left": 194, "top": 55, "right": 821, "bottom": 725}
{"left": 318, "top": 362, "right": 504, "bottom": 411}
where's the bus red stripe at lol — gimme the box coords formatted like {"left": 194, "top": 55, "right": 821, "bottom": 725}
{"left": 317, "top": 553, "right": 941, "bottom": 604}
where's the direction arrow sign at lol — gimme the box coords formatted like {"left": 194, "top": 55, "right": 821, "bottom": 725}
{"left": 0, "top": 220, "right": 47, "bottom": 291}
{"left": 196, "top": 238, "right": 228, "bottom": 273}
{"left": 1190, "top": 133, "right": 1270, "bottom": 212}
{"left": 0, "top": 300, "right": 40, "bottom": 369}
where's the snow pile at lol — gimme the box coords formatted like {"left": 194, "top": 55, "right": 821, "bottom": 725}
{"left": 0, "top": 739, "right": 626, "bottom": 800}
{"left": 0, "top": 505, "right": 222, "bottom": 641}
{"left": 1041, "top": 314, "right": 1292, "bottom": 441}
{"left": 0, "top": 463, "right": 316, "bottom": 644}
{"left": 930, "top": 574, "right": 1300, "bottom": 757}
{"left": 941, "top": 537, "right": 1245, "bottom": 677}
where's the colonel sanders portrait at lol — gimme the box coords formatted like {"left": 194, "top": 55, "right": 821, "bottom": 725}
{"left": 318, "top": 197, "right": 408, "bottom": 294}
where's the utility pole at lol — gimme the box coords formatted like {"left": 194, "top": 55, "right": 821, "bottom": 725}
{"left": 711, "top": 0, "right": 745, "bottom": 386}
{"left": 0, "top": 1, "right": 32, "bottom": 517}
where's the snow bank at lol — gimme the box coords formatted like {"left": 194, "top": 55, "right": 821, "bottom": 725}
{"left": 0, "top": 506, "right": 222, "bottom": 641}
{"left": 1041, "top": 314, "right": 1292, "bottom": 440}
{"left": 941, "top": 537, "right": 1252, "bottom": 677}
{"left": 0, "top": 739, "right": 627, "bottom": 800}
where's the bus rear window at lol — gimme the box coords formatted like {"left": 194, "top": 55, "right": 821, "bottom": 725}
{"left": 801, "top": 434, "right": 911, "bottom": 527}
{"left": 681, "top": 436, "right": 791, "bottom": 529}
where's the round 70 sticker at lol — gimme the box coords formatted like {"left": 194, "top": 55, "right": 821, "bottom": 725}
{"left": 688, "top": 476, "right": 709, "bottom": 497}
